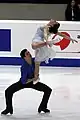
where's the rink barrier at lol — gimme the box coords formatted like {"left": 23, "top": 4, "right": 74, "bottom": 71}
{"left": 0, "top": 20, "right": 80, "bottom": 67}
{"left": 0, "top": 57, "right": 80, "bottom": 67}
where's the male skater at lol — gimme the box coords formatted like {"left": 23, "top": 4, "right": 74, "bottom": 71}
{"left": 1, "top": 48, "right": 52, "bottom": 115}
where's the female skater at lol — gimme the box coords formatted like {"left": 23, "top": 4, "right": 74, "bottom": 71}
{"left": 31, "top": 19, "right": 78, "bottom": 84}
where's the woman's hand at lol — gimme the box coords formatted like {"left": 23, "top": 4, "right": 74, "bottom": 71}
{"left": 71, "top": 39, "right": 78, "bottom": 43}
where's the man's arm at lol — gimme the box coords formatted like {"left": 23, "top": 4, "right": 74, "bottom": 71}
{"left": 31, "top": 41, "right": 47, "bottom": 49}
{"left": 44, "top": 26, "right": 49, "bottom": 41}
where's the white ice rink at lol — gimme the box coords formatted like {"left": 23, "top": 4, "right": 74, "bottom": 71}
{"left": 0, "top": 66, "right": 80, "bottom": 120}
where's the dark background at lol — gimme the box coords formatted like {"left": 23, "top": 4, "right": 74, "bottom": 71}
{"left": 0, "top": 0, "right": 80, "bottom": 4}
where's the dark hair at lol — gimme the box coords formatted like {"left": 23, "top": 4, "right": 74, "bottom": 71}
{"left": 49, "top": 23, "right": 60, "bottom": 34}
{"left": 20, "top": 49, "right": 27, "bottom": 59}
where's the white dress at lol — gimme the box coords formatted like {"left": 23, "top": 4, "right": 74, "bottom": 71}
{"left": 32, "top": 26, "right": 60, "bottom": 63}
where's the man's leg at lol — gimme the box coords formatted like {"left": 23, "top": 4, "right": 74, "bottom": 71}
{"left": 1, "top": 80, "right": 52, "bottom": 114}
{"left": 32, "top": 82, "right": 52, "bottom": 113}
{"left": 1, "top": 81, "right": 25, "bottom": 115}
